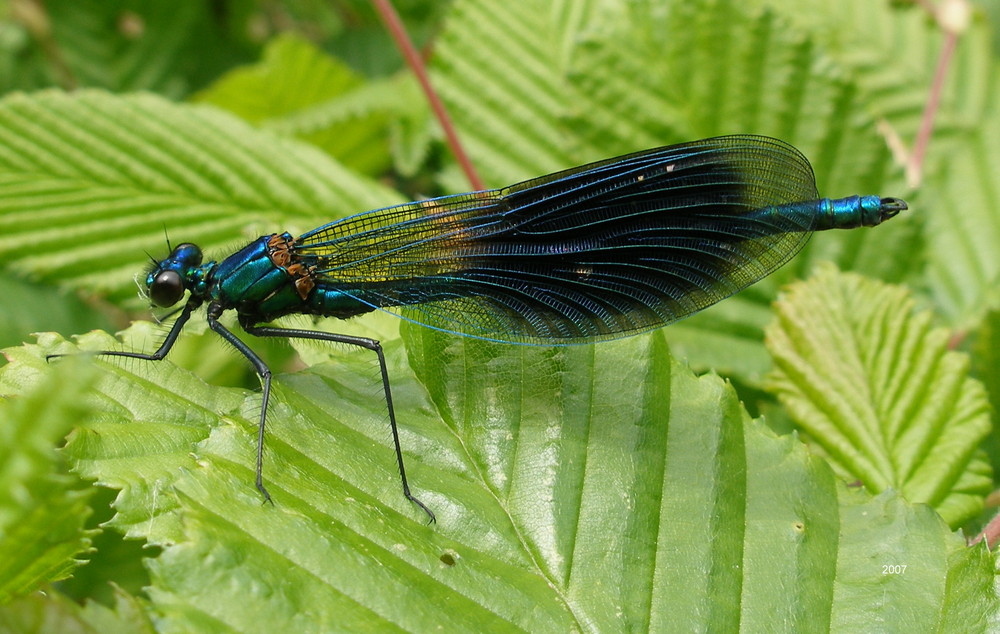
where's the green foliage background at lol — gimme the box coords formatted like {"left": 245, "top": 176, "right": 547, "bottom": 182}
{"left": 0, "top": 0, "right": 998, "bottom": 631}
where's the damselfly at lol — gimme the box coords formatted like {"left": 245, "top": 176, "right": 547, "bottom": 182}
{"left": 52, "top": 135, "right": 906, "bottom": 521}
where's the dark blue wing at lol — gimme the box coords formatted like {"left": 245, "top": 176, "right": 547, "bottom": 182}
{"left": 294, "top": 135, "right": 820, "bottom": 343}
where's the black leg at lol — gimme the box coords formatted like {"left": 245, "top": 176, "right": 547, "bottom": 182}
{"left": 47, "top": 301, "right": 197, "bottom": 363}
{"left": 243, "top": 322, "right": 436, "bottom": 523}
{"left": 203, "top": 306, "right": 275, "bottom": 505}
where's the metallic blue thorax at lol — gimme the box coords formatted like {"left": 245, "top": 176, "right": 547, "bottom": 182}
{"left": 203, "top": 233, "right": 313, "bottom": 322}
{"left": 162, "top": 232, "right": 372, "bottom": 324}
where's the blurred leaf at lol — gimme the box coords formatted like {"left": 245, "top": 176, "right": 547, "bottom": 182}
{"left": 194, "top": 34, "right": 366, "bottom": 124}
{"left": 766, "top": 265, "right": 993, "bottom": 526}
{"left": 431, "top": 0, "right": 923, "bottom": 189}
{"left": 195, "top": 33, "right": 426, "bottom": 175}
{"left": 0, "top": 584, "right": 154, "bottom": 633}
{"left": 662, "top": 278, "right": 780, "bottom": 383}
{"left": 0, "top": 271, "right": 115, "bottom": 350}
{"left": 971, "top": 306, "right": 1000, "bottom": 477}
{"left": 925, "top": 112, "right": 1000, "bottom": 328}
{"left": 55, "top": 488, "right": 157, "bottom": 608}
{"left": 0, "top": 357, "right": 96, "bottom": 603}
{"left": 2, "top": 0, "right": 249, "bottom": 95}
{"left": 259, "top": 0, "right": 451, "bottom": 78}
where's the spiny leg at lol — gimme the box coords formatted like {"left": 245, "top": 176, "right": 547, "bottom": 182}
{"left": 243, "top": 322, "right": 436, "bottom": 523}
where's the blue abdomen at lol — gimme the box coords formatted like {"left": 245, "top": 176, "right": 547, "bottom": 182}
{"left": 306, "top": 286, "right": 377, "bottom": 319}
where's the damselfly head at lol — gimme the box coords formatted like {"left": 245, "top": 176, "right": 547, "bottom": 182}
{"left": 146, "top": 243, "right": 204, "bottom": 308}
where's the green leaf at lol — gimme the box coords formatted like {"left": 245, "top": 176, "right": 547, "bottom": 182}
{"left": 27, "top": 330, "right": 246, "bottom": 539}
{"left": 1, "top": 1, "right": 997, "bottom": 625}
{"left": 0, "top": 271, "right": 114, "bottom": 349}
{"left": 194, "top": 33, "right": 423, "bottom": 176}
{"left": 831, "top": 489, "right": 997, "bottom": 632}
{"left": 55, "top": 486, "right": 158, "bottom": 608}
{"left": 765, "top": 265, "right": 993, "bottom": 527}
{"left": 925, "top": 110, "right": 1000, "bottom": 328}
{"left": 2, "top": 0, "right": 241, "bottom": 95}
{"left": 0, "top": 356, "right": 96, "bottom": 603}
{"left": 2, "top": 326, "right": 995, "bottom": 628}
{"left": 749, "top": 0, "right": 1000, "bottom": 330}
{"left": 431, "top": 0, "right": 920, "bottom": 189}
{"left": 194, "top": 34, "right": 367, "bottom": 125}
{"left": 971, "top": 306, "right": 1000, "bottom": 477}
{"left": 0, "top": 90, "right": 401, "bottom": 303}
{"left": 0, "top": 583, "right": 154, "bottom": 633}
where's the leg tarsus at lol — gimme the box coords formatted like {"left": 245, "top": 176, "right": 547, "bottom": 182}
{"left": 256, "top": 479, "right": 274, "bottom": 506}
{"left": 244, "top": 323, "right": 435, "bottom": 522}
{"left": 404, "top": 487, "right": 437, "bottom": 524}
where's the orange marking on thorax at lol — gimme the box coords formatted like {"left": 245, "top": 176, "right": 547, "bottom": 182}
{"left": 267, "top": 233, "right": 316, "bottom": 300}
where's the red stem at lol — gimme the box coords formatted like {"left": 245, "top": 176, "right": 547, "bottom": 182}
{"left": 908, "top": 29, "right": 958, "bottom": 186}
{"left": 372, "top": 0, "right": 485, "bottom": 191}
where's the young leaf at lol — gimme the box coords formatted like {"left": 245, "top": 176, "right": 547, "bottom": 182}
{"left": 765, "top": 265, "right": 993, "bottom": 526}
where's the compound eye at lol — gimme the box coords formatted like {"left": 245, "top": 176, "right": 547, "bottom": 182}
{"left": 149, "top": 270, "right": 185, "bottom": 307}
